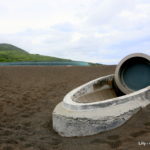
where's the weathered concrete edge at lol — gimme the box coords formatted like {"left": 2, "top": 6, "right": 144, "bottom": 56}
{"left": 63, "top": 74, "right": 150, "bottom": 110}
{"left": 53, "top": 104, "right": 140, "bottom": 137}
{"left": 53, "top": 85, "right": 150, "bottom": 137}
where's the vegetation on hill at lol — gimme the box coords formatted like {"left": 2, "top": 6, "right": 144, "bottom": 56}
{"left": 0, "top": 44, "right": 72, "bottom": 62}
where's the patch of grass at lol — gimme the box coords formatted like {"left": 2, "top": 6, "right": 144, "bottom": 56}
{"left": 0, "top": 43, "right": 72, "bottom": 62}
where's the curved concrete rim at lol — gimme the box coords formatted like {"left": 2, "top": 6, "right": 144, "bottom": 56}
{"left": 53, "top": 78, "right": 150, "bottom": 137}
{"left": 115, "top": 53, "right": 150, "bottom": 94}
{"left": 63, "top": 74, "right": 150, "bottom": 111}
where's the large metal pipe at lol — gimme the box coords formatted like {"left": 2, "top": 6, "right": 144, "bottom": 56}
{"left": 114, "top": 53, "right": 150, "bottom": 94}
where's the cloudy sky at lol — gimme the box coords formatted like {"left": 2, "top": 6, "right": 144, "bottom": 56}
{"left": 0, "top": 0, "right": 150, "bottom": 64}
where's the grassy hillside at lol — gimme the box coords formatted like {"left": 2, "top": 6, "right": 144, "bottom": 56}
{"left": 0, "top": 44, "right": 72, "bottom": 62}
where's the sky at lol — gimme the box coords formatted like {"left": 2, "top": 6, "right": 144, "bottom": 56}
{"left": 0, "top": 0, "right": 150, "bottom": 64}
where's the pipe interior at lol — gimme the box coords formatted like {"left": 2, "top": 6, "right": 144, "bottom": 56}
{"left": 120, "top": 57, "right": 150, "bottom": 91}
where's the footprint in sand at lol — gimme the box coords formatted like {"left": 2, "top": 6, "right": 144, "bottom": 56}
{"left": 130, "top": 130, "right": 147, "bottom": 137}
{"left": 107, "top": 135, "right": 120, "bottom": 140}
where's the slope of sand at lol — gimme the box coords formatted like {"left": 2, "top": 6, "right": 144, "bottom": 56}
{"left": 0, "top": 66, "right": 150, "bottom": 150}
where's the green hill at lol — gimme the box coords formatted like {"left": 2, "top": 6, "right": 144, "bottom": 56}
{"left": 0, "top": 43, "right": 72, "bottom": 62}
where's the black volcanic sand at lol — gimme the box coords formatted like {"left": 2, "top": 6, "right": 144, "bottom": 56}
{"left": 0, "top": 66, "right": 150, "bottom": 150}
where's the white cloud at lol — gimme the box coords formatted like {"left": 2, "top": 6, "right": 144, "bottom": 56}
{"left": 0, "top": 0, "right": 150, "bottom": 64}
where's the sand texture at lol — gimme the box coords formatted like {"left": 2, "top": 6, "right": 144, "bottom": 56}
{"left": 0, "top": 66, "right": 150, "bottom": 150}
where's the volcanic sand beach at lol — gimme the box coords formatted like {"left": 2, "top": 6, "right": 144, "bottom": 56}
{"left": 0, "top": 66, "right": 150, "bottom": 150}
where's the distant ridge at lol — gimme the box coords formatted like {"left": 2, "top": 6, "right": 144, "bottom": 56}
{"left": 0, "top": 43, "right": 28, "bottom": 53}
{"left": 0, "top": 43, "right": 72, "bottom": 62}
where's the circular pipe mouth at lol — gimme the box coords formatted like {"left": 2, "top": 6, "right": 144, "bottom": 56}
{"left": 115, "top": 53, "right": 150, "bottom": 94}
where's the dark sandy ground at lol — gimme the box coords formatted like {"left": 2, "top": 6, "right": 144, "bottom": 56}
{"left": 0, "top": 66, "right": 150, "bottom": 150}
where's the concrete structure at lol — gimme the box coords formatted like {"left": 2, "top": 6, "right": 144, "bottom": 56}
{"left": 52, "top": 53, "right": 150, "bottom": 137}
{"left": 53, "top": 75, "right": 150, "bottom": 137}
{"left": 115, "top": 53, "right": 150, "bottom": 94}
